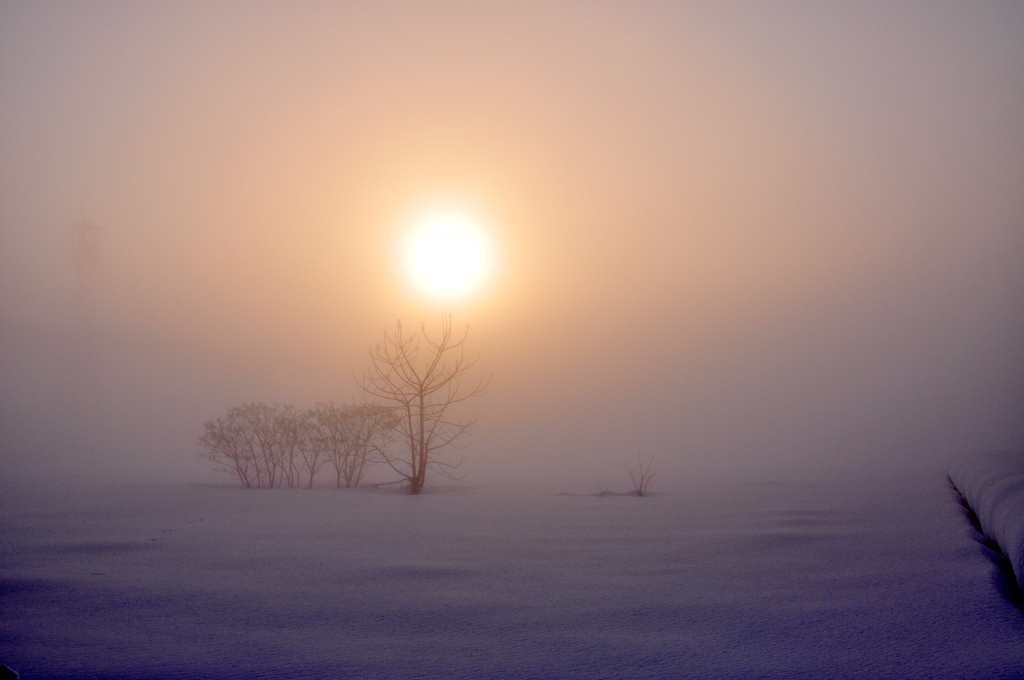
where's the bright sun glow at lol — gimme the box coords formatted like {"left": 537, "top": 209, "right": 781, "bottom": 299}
{"left": 404, "top": 210, "right": 492, "bottom": 299}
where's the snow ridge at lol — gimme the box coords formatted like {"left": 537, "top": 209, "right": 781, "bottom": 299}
{"left": 949, "top": 451, "right": 1024, "bottom": 585}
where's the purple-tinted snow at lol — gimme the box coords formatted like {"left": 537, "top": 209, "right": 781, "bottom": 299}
{"left": 2, "top": 475, "right": 1022, "bottom": 679}
{"left": 950, "top": 451, "right": 1024, "bottom": 588}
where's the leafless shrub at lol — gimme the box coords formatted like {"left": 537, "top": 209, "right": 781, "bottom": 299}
{"left": 290, "top": 408, "right": 328, "bottom": 489}
{"left": 626, "top": 454, "right": 658, "bottom": 496}
{"left": 309, "top": 402, "right": 351, "bottom": 489}
{"left": 344, "top": 404, "right": 400, "bottom": 487}
{"left": 201, "top": 403, "right": 280, "bottom": 488}
{"left": 202, "top": 401, "right": 405, "bottom": 489}
{"left": 233, "top": 402, "right": 283, "bottom": 488}
{"left": 275, "top": 405, "right": 306, "bottom": 488}
{"left": 199, "top": 403, "right": 304, "bottom": 489}
{"left": 309, "top": 403, "right": 398, "bottom": 488}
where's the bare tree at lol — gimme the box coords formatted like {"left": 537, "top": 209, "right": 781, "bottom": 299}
{"left": 200, "top": 413, "right": 256, "bottom": 488}
{"left": 626, "top": 454, "right": 658, "bottom": 496}
{"left": 359, "top": 315, "right": 487, "bottom": 494}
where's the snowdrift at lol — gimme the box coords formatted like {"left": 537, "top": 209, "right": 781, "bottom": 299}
{"left": 949, "top": 451, "right": 1024, "bottom": 584}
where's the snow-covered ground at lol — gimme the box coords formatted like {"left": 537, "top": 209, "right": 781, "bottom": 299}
{"left": 950, "top": 452, "right": 1024, "bottom": 590}
{"left": 3, "top": 473, "right": 1023, "bottom": 679}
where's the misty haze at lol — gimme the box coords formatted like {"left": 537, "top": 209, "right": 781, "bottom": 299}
{"left": 2, "top": 3, "right": 1023, "bottom": 678}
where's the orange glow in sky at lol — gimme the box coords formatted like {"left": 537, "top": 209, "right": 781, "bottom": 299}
{"left": 1, "top": 2, "right": 1022, "bottom": 485}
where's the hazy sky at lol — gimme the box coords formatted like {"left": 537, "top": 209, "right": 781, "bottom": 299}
{"left": 2, "top": 2, "right": 1022, "bottom": 487}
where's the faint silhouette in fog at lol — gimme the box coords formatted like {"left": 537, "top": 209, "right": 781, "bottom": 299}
{"left": 627, "top": 454, "right": 658, "bottom": 497}
{"left": 200, "top": 402, "right": 397, "bottom": 489}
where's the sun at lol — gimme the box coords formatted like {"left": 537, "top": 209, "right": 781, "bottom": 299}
{"left": 404, "top": 209, "right": 492, "bottom": 300}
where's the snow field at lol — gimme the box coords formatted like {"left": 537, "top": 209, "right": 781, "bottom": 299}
{"left": 3, "top": 475, "right": 1024, "bottom": 679}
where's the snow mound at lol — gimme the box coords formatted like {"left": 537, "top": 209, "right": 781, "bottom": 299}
{"left": 949, "top": 451, "right": 1024, "bottom": 584}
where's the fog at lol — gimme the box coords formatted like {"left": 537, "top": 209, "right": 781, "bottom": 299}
{"left": 2, "top": 2, "right": 1022, "bottom": 490}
